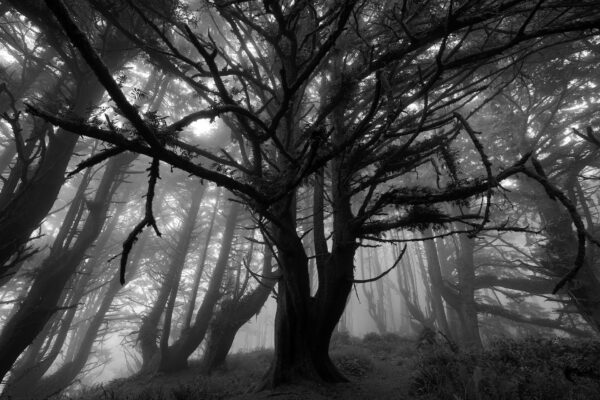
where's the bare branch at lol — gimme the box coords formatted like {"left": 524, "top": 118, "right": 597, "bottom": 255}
{"left": 120, "top": 157, "right": 161, "bottom": 285}
{"left": 352, "top": 245, "right": 407, "bottom": 284}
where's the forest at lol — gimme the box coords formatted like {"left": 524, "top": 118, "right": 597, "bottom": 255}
{"left": 1, "top": 0, "right": 600, "bottom": 399}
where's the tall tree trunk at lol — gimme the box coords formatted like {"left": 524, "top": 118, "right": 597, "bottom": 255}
{"left": 0, "top": 153, "right": 130, "bottom": 383}
{"left": 183, "top": 189, "right": 221, "bottom": 331}
{"left": 536, "top": 189, "right": 600, "bottom": 332}
{"left": 138, "top": 184, "right": 206, "bottom": 372}
{"left": 15, "top": 239, "right": 147, "bottom": 399}
{"left": 454, "top": 233, "right": 483, "bottom": 348}
{"left": 157, "top": 201, "right": 240, "bottom": 372}
{"left": 160, "top": 185, "right": 206, "bottom": 357}
{"left": 0, "top": 49, "right": 131, "bottom": 285}
{"left": 423, "top": 228, "right": 451, "bottom": 337}
{"left": 2, "top": 184, "right": 135, "bottom": 398}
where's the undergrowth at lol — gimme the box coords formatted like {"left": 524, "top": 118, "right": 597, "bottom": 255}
{"left": 411, "top": 337, "right": 600, "bottom": 400}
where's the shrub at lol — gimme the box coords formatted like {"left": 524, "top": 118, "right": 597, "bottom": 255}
{"left": 330, "top": 330, "right": 356, "bottom": 348}
{"left": 362, "top": 332, "right": 383, "bottom": 343}
{"left": 411, "top": 337, "right": 600, "bottom": 400}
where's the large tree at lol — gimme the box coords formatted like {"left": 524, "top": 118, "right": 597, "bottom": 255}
{"left": 30, "top": 0, "right": 600, "bottom": 387}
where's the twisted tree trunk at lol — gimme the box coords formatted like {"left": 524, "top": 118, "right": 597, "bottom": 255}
{"left": 157, "top": 201, "right": 240, "bottom": 372}
{"left": 201, "top": 249, "right": 275, "bottom": 372}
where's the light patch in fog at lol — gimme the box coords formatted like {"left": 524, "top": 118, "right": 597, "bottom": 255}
{"left": 189, "top": 119, "right": 216, "bottom": 137}
{"left": 0, "top": 47, "right": 17, "bottom": 65}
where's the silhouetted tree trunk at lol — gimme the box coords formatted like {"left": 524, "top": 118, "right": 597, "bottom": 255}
{"left": 536, "top": 188, "right": 600, "bottom": 332}
{"left": 0, "top": 153, "right": 131, "bottom": 383}
{"left": 157, "top": 201, "right": 240, "bottom": 372}
{"left": 182, "top": 189, "right": 221, "bottom": 331}
{"left": 201, "top": 248, "right": 275, "bottom": 372}
{"left": 260, "top": 85, "right": 357, "bottom": 385}
{"left": 453, "top": 233, "right": 483, "bottom": 348}
{"left": 2, "top": 184, "right": 135, "bottom": 398}
{"left": 20, "top": 238, "right": 147, "bottom": 399}
{"left": 160, "top": 185, "right": 206, "bottom": 358}
{"left": 361, "top": 248, "right": 387, "bottom": 334}
{"left": 423, "top": 228, "right": 451, "bottom": 337}
{"left": 139, "top": 184, "right": 206, "bottom": 372}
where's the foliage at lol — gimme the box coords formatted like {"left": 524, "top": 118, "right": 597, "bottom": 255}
{"left": 330, "top": 331, "right": 359, "bottom": 348}
{"left": 411, "top": 337, "right": 600, "bottom": 400}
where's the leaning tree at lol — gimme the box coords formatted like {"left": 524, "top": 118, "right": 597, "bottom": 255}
{"left": 30, "top": 0, "right": 600, "bottom": 387}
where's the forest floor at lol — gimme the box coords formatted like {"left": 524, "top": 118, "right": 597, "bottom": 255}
{"left": 74, "top": 333, "right": 418, "bottom": 400}
{"left": 71, "top": 334, "right": 600, "bottom": 400}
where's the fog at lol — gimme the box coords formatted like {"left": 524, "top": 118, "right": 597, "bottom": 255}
{"left": 0, "top": 1, "right": 599, "bottom": 399}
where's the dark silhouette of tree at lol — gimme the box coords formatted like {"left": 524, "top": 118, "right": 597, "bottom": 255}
{"left": 0, "top": 1, "right": 138, "bottom": 285}
{"left": 26, "top": 0, "right": 600, "bottom": 388}
{"left": 137, "top": 183, "right": 206, "bottom": 372}
{"left": 201, "top": 247, "right": 276, "bottom": 372}
{"left": 0, "top": 152, "right": 132, "bottom": 382}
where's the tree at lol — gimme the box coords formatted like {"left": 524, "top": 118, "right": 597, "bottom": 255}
{"left": 0, "top": 152, "right": 132, "bottom": 382}
{"left": 0, "top": 1, "right": 138, "bottom": 285}
{"left": 30, "top": 0, "right": 600, "bottom": 387}
{"left": 201, "top": 246, "right": 276, "bottom": 372}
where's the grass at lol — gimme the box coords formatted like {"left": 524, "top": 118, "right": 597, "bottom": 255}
{"left": 411, "top": 336, "right": 600, "bottom": 400}
{"left": 59, "top": 334, "right": 600, "bottom": 400}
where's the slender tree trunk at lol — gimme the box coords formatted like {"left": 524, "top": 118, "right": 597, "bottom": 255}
{"left": 423, "top": 228, "right": 451, "bottom": 337}
{"left": 455, "top": 233, "right": 483, "bottom": 349}
{"left": 138, "top": 184, "right": 206, "bottom": 372}
{"left": 18, "top": 243, "right": 147, "bottom": 400}
{"left": 183, "top": 189, "right": 221, "bottom": 331}
{"left": 0, "top": 153, "right": 130, "bottom": 383}
{"left": 160, "top": 185, "right": 206, "bottom": 355}
{"left": 2, "top": 184, "right": 135, "bottom": 398}
{"left": 157, "top": 201, "right": 240, "bottom": 372}
{"left": 0, "top": 51, "right": 130, "bottom": 286}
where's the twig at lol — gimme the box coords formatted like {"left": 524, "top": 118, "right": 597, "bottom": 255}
{"left": 352, "top": 244, "right": 407, "bottom": 283}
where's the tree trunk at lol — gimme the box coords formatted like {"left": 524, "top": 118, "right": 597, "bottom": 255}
{"left": 260, "top": 163, "right": 355, "bottom": 387}
{"left": 0, "top": 153, "right": 130, "bottom": 383}
{"left": 536, "top": 189, "right": 600, "bottom": 332}
{"left": 423, "top": 228, "right": 452, "bottom": 337}
{"left": 2, "top": 184, "right": 135, "bottom": 398}
{"left": 201, "top": 249, "right": 275, "bottom": 372}
{"left": 0, "top": 47, "right": 131, "bottom": 285}
{"left": 138, "top": 184, "right": 206, "bottom": 372}
{"left": 157, "top": 201, "right": 240, "bottom": 372}
{"left": 454, "top": 233, "right": 483, "bottom": 349}
{"left": 183, "top": 189, "right": 221, "bottom": 331}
